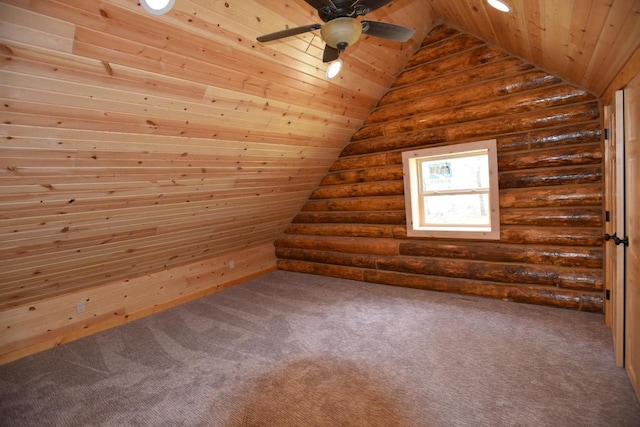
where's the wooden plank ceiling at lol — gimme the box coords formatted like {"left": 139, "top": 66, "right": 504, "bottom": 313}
{"left": 0, "top": 0, "right": 638, "bottom": 309}
{"left": 429, "top": 0, "right": 640, "bottom": 96}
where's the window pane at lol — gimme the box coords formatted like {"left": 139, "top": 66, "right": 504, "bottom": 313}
{"left": 402, "top": 139, "right": 500, "bottom": 239}
{"left": 419, "top": 152, "right": 489, "bottom": 193}
{"left": 422, "top": 193, "right": 490, "bottom": 226}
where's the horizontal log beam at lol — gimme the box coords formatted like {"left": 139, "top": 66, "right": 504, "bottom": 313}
{"left": 419, "top": 25, "right": 459, "bottom": 47}
{"left": 380, "top": 58, "right": 534, "bottom": 106}
{"left": 500, "top": 184, "right": 602, "bottom": 208}
{"left": 293, "top": 208, "right": 603, "bottom": 232}
{"left": 286, "top": 224, "right": 602, "bottom": 247}
{"left": 363, "top": 270, "right": 602, "bottom": 312}
{"left": 501, "top": 207, "right": 602, "bottom": 227}
{"left": 276, "top": 259, "right": 364, "bottom": 282}
{"left": 386, "top": 225, "right": 602, "bottom": 246}
{"left": 580, "top": 294, "right": 605, "bottom": 312}
{"left": 498, "top": 144, "right": 602, "bottom": 171}
{"left": 310, "top": 181, "right": 404, "bottom": 199}
{"left": 399, "top": 241, "right": 602, "bottom": 268}
{"left": 275, "top": 248, "right": 379, "bottom": 269}
{"left": 292, "top": 211, "right": 406, "bottom": 224}
{"left": 284, "top": 223, "right": 396, "bottom": 239}
{"left": 499, "top": 166, "right": 602, "bottom": 188}
{"left": 331, "top": 124, "right": 601, "bottom": 172}
{"left": 498, "top": 226, "right": 602, "bottom": 246}
{"left": 301, "top": 196, "right": 405, "bottom": 212}
{"left": 276, "top": 244, "right": 602, "bottom": 291}
{"left": 276, "top": 241, "right": 601, "bottom": 270}
{"left": 340, "top": 102, "right": 599, "bottom": 157}
{"left": 375, "top": 256, "right": 602, "bottom": 291}
{"left": 407, "top": 33, "right": 485, "bottom": 68}
{"left": 276, "top": 260, "right": 603, "bottom": 313}
{"left": 329, "top": 152, "right": 391, "bottom": 172}
{"left": 368, "top": 70, "right": 561, "bottom": 125}
{"left": 275, "top": 234, "right": 400, "bottom": 256}
{"left": 320, "top": 165, "right": 402, "bottom": 186}
{"left": 13, "top": 149, "right": 605, "bottom": 197}
{"left": 308, "top": 182, "right": 600, "bottom": 208}
{"left": 354, "top": 85, "right": 594, "bottom": 142}
{"left": 497, "top": 122, "right": 601, "bottom": 152}
{"left": 393, "top": 46, "right": 510, "bottom": 88}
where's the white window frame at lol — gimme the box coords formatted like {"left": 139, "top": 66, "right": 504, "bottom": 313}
{"left": 402, "top": 139, "right": 501, "bottom": 240}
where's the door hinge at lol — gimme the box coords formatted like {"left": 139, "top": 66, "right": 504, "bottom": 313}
{"left": 605, "top": 128, "right": 610, "bottom": 139}
{"left": 605, "top": 211, "right": 610, "bottom": 222}
{"left": 606, "top": 289, "right": 611, "bottom": 300}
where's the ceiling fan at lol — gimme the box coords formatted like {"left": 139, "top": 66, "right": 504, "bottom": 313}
{"left": 256, "top": 0, "right": 415, "bottom": 62}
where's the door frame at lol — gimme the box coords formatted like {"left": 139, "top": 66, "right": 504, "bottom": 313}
{"left": 604, "top": 90, "right": 625, "bottom": 367}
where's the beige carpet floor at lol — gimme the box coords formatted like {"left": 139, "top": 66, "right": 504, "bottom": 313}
{"left": 1, "top": 271, "right": 639, "bottom": 426}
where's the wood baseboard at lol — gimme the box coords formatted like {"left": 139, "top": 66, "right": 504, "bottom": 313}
{"left": 0, "top": 243, "right": 276, "bottom": 365}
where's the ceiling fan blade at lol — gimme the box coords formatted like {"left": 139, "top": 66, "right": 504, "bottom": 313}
{"left": 361, "top": 20, "right": 415, "bottom": 42}
{"left": 323, "top": 45, "right": 340, "bottom": 62}
{"left": 257, "top": 24, "right": 322, "bottom": 42}
{"left": 304, "top": 0, "right": 335, "bottom": 10}
{"left": 357, "top": 0, "right": 394, "bottom": 13}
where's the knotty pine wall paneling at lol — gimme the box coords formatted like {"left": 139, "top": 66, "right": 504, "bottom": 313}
{"left": 0, "top": 0, "right": 434, "bottom": 362}
{"left": 276, "top": 25, "right": 605, "bottom": 312}
{"left": 0, "top": 0, "right": 430, "bottom": 310}
{"left": 0, "top": 243, "right": 276, "bottom": 364}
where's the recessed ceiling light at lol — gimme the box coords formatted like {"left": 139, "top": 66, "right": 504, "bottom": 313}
{"left": 141, "top": 0, "right": 175, "bottom": 15}
{"left": 487, "top": 0, "right": 512, "bottom": 13}
{"left": 326, "top": 59, "right": 343, "bottom": 79}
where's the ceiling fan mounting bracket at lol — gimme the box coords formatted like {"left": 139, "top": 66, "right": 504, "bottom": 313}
{"left": 256, "top": 1, "right": 414, "bottom": 63}
{"left": 318, "top": 3, "right": 369, "bottom": 22}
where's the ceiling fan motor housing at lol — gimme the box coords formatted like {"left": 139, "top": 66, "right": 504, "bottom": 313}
{"left": 321, "top": 17, "right": 362, "bottom": 50}
{"left": 318, "top": 2, "right": 368, "bottom": 22}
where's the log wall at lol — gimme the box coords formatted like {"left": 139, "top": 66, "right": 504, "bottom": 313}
{"left": 276, "top": 25, "right": 605, "bottom": 312}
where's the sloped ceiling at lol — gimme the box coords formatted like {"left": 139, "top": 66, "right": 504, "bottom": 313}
{"left": 428, "top": 0, "right": 640, "bottom": 96}
{"left": 0, "top": 0, "right": 639, "bottom": 308}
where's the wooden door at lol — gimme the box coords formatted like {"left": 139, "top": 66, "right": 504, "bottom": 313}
{"left": 604, "top": 92, "right": 625, "bottom": 367}
{"left": 624, "top": 73, "right": 640, "bottom": 400}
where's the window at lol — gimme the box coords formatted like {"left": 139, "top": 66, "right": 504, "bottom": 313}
{"left": 402, "top": 139, "right": 500, "bottom": 239}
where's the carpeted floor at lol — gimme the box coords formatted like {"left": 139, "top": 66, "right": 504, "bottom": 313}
{"left": 1, "top": 271, "right": 639, "bottom": 426}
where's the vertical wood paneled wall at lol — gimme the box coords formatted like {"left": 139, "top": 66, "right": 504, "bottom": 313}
{"left": 276, "top": 25, "right": 605, "bottom": 312}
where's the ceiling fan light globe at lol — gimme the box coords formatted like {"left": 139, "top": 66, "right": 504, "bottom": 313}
{"left": 321, "top": 17, "right": 362, "bottom": 50}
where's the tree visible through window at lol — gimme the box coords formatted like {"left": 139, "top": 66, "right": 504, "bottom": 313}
{"left": 402, "top": 139, "right": 500, "bottom": 239}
